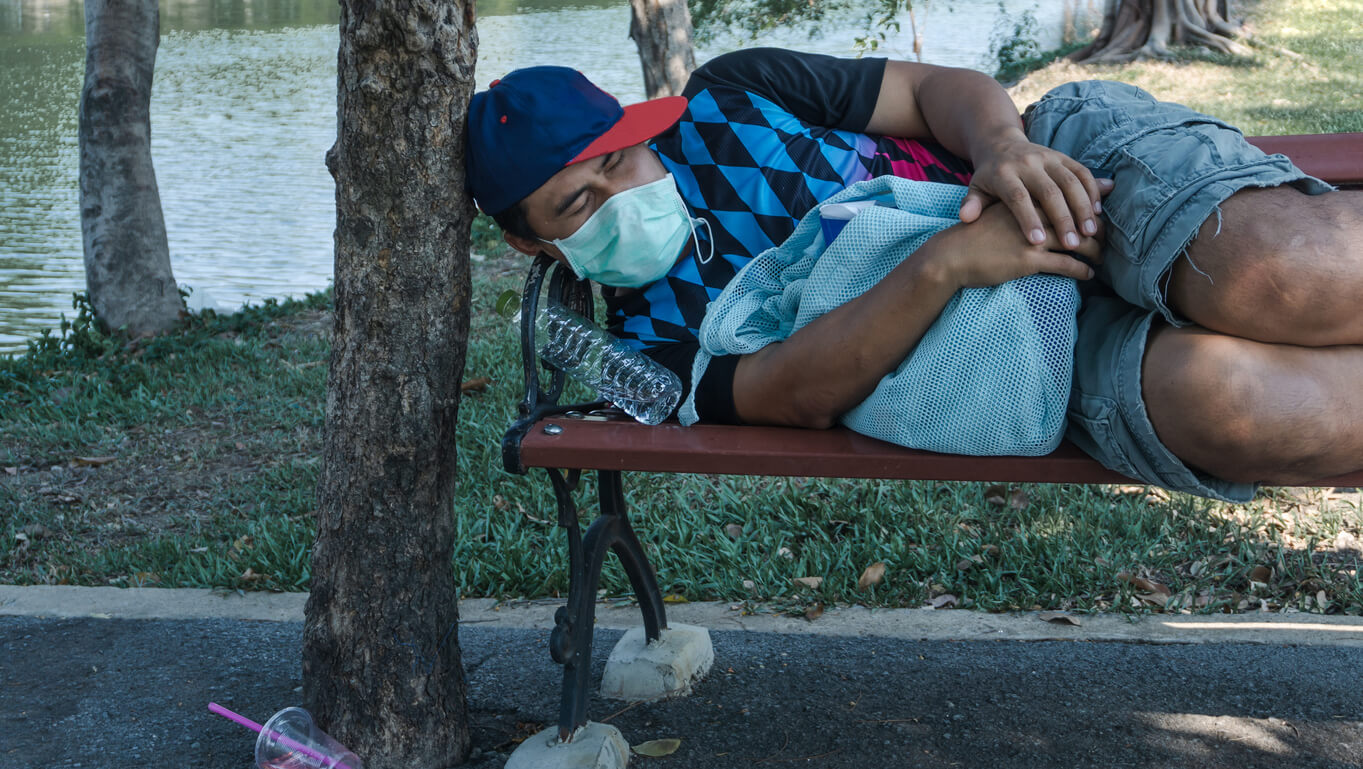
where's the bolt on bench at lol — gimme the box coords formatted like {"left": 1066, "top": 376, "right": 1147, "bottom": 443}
{"left": 499, "top": 132, "right": 1363, "bottom": 762}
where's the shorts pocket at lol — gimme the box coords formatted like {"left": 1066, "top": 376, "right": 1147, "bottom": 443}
{"left": 1067, "top": 393, "right": 1143, "bottom": 481}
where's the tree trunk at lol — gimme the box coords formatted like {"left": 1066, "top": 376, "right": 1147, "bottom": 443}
{"left": 78, "top": 0, "right": 181, "bottom": 338}
{"left": 629, "top": 0, "right": 696, "bottom": 98}
{"left": 301, "top": 0, "right": 477, "bottom": 765}
{"left": 1069, "top": 0, "right": 1251, "bottom": 64}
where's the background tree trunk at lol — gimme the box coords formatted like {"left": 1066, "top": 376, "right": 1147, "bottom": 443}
{"left": 301, "top": 0, "right": 477, "bottom": 765}
{"left": 1070, "top": 0, "right": 1251, "bottom": 63}
{"left": 629, "top": 0, "right": 695, "bottom": 98}
{"left": 78, "top": 0, "right": 181, "bottom": 337}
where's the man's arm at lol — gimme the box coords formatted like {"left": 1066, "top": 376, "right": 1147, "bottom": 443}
{"left": 732, "top": 203, "right": 1100, "bottom": 427}
{"left": 867, "top": 61, "right": 1112, "bottom": 251}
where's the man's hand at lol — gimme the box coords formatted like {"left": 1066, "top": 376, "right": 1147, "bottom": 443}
{"left": 959, "top": 130, "right": 1114, "bottom": 250}
{"left": 930, "top": 201, "right": 1103, "bottom": 290}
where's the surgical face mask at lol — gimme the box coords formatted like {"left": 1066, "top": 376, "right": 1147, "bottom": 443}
{"left": 543, "top": 174, "right": 703, "bottom": 288}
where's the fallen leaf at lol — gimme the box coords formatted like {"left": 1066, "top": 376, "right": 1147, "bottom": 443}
{"left": 240, "top": 568, "right": 265, "bottom": 583}
{"left": 662, "top": 594, "right": 689, "bottom": 604}
{"left": 955, "top": 558, "right": 974, "bottom": 572}
{"left": 723, "top": 523, "right": 743, "bottom": 540}
{"left": 930, "top": 594, "right": 957, "bottom": 609}
{"left": 1118, "top": 572, "right": 1171, "bottom": 596}
{"left": 1136, "top": 592, "right": 1170, "bottom": 608}
{"left": 804, "top": 602, "right": 825, "bottom": 621}
{"left": 1007, "top": 488, "right": 1031, "bottom": 509}
{"left": 1038, "top": 611, "right": 1081, "bottom": 626}
{"left": 74, "top": 456, "right": 116, "bottom": 467}
{"left": 857, "top": 562, "right": 886, "bottom": 589}
{"left": 981, "top": 544, "right": 1000, "bottom": 558}
{"left": 984, "top": 484, "right": 1008, "bottom": 507}
{"left": 3, "top": 466, "right": 16, "bottom": 476}
{"left": 631, "top": 738, "right": 681, "bottom": 757}
{"left": 234, "top": 442, "right": 247, "bottom": 451}
{"left": 741, "top": 579, "right": 756, "bottom": 592}
{"left": 1250, "top": 565, "right": 1273, "bottom": 583}
{"left": 1317, "top": 590, "right": 1329, "bottom": 609}
{"left": 792, "top": 576, "right": 823, "bottom": 590}
{"left": 21, "top": 524, "right": 53, "bottom": 540}
{"left": 14, "top": 532, "right": 28, "bottom": 543}
{"left": 776, "top": 546, "right": 794, "bottom": 560}
{"left": 1094, "top": 556, "right": 1111, "bottom": 568}
{"left": 460, "top": 376, "right": 492, "bottom": 394}
{"left": 1189, "top": 560, "right": 1204, "bottom": 577}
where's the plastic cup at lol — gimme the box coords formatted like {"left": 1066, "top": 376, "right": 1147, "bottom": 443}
{"left": 254, "top": 707, "right": 364, "bottom": 769}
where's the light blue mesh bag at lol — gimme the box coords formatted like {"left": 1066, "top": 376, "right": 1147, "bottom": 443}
{"left": 679, "top": 175, "right": 1080, "bottom": 456}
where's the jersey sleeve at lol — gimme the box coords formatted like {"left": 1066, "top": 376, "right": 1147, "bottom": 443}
{"left": 683, "top": 47, "right": 887, "bottom": 132}
{"left": 643, "top": 343, "right": 743, "bottom": 424}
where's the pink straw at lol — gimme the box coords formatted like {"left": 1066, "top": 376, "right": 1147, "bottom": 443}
{"left": 208, "top": 702, "right": 355, "bottom": 769}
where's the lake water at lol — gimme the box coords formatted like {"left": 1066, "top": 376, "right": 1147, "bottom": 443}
{"left": 0, "top": 0, "right": 1078, "bottom": 353}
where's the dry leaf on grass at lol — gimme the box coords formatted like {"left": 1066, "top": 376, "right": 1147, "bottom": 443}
{"left": 1007, "top": 488, "right": 1031, "bottom": 509}
{"left": 857, "top": 562, "right": 886, "bottom": 589}
{"left": 460, "top": 377, "right": 492, "bottom": 394}
{"left": 74, "top": 456, "right": 116, "bottom": 467}
{"left": 3, "top": 466, "right": 17, "bottom": 476}
{"left": 724, "top": 523, "right": 744, "bottom": 540}
{"left": 930, "top": 594, "right": 957, "bottom": 609}
{"left": 662, "top": 594, "right": 689, "bottom": 604}
{"left": 792, "top": 576, "right": 823, "bottom": 590}
{"left": 1250, "top": 565, "right": 1273, "bottom": 583}
{"left": 1038, "top": 611, "right": 1081, "bottom": 626}
{"left": 984, "top": 484, "right": 1008, "bottom": 507}
{"left": 1117, "top": 572, "right": 1171, "bottom": 596}
{"left": 632, "top": 738, "right": 681, "bottom": 757}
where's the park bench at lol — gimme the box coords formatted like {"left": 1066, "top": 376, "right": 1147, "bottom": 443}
{"left": 499, "top": 132, "right": 1363, "bottom": 752}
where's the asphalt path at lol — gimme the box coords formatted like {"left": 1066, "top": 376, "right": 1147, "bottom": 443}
{"left": 3, "top": 613, "right": 1363, "bottom": 769}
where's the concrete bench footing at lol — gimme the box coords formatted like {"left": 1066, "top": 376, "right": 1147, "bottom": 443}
{"left": 504, "top": 722, "right": 629, "bottom": 769}
{"left": 600, "top": 623, "right": 713, "bottom": 702}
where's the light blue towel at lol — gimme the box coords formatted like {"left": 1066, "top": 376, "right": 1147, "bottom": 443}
{"left": 680, "top": 175, "right": 1079, "bottom": 457}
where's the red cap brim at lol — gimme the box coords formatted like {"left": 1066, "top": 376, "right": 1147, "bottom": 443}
{"left": 568, "top": 96, "right": 688, "bottom": 165}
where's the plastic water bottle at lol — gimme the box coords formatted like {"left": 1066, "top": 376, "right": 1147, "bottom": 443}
{"left": 533, "top": 301, "right": 682, "bottom": 425}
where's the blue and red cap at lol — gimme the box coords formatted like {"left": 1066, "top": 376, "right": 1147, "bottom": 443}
{"left": 467, "top": 66, "right": 687, "bottom": 216}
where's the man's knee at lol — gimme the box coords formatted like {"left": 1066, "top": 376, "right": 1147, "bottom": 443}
{"left": 1143, "top": 327, "right": 1283, "bottom": 481}
{"left": 1170, "top": 188, "right": 1361, "bottom": 345}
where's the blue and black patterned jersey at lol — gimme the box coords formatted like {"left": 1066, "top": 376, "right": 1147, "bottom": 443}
{"left": 601, "top": 48, "right": 973, "bottom": 421}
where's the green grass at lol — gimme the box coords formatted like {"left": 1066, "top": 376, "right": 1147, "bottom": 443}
{"left": 3, "top": 0, "right": 1362, "bottom": 613}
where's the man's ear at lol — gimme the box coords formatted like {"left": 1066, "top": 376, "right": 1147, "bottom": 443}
{"left": 503, "top": 230, "right": 541, "bottom": 257}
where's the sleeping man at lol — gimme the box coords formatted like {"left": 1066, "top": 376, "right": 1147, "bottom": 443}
{"left": 465, "top": 47, "right": 1363, "bottom": 503}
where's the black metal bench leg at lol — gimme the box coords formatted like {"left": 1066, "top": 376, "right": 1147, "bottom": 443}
{"left": 599, "top": 470, "right": 667, "bottom": 643}
{"left": 545, "top": 468, "right": 673, "bottom": 741}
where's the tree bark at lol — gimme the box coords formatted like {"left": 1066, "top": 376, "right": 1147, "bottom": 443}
{"left": 1069, "top": 0, "right": 1251, "bottom": 64}
{"left": 78, "top": 0, "right": 181, "bottom": 338}
{"left": 629, "top": 0, "right": 696, "bottom": 98}
{"left": 301, "top": 0, "right": 477, "bottom": 765}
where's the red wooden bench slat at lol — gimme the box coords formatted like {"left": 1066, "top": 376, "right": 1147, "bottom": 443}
{"left": 1248, "top": 133, "right": 1363, "bottom": 184}
{"left": 518, "top": 419, "right": 1363, "bottom": 487}
{"left": 516, "top": 133, "right": 1363, "bottom": 491}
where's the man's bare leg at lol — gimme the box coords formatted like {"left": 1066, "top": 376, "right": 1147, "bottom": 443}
{"left": 1143, "top": 325, "right": 1363, "bottom": 484}
{"left": 1165, "top": 186, "right": 1363, "bottom": 347}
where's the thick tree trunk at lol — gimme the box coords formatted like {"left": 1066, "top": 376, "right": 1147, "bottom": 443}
{"left": 1069, "top": 0, "right": 1251, "bottom": 64}
{"left": 301, "top": 0, "right": 477, "bottom": 765}
{"left": 629, "top": 0, "right": 695, "bottom": 98}
{"left": 78, "top": 0, "right": 181, "bottom": 337}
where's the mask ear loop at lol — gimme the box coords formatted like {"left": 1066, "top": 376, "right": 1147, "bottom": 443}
{"left": 691, "top": 216, "right": 714, "bottom": 265}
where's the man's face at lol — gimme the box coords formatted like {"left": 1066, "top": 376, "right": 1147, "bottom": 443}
{"left": 503, "top": 142, "right": 667, "bottom": 262}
